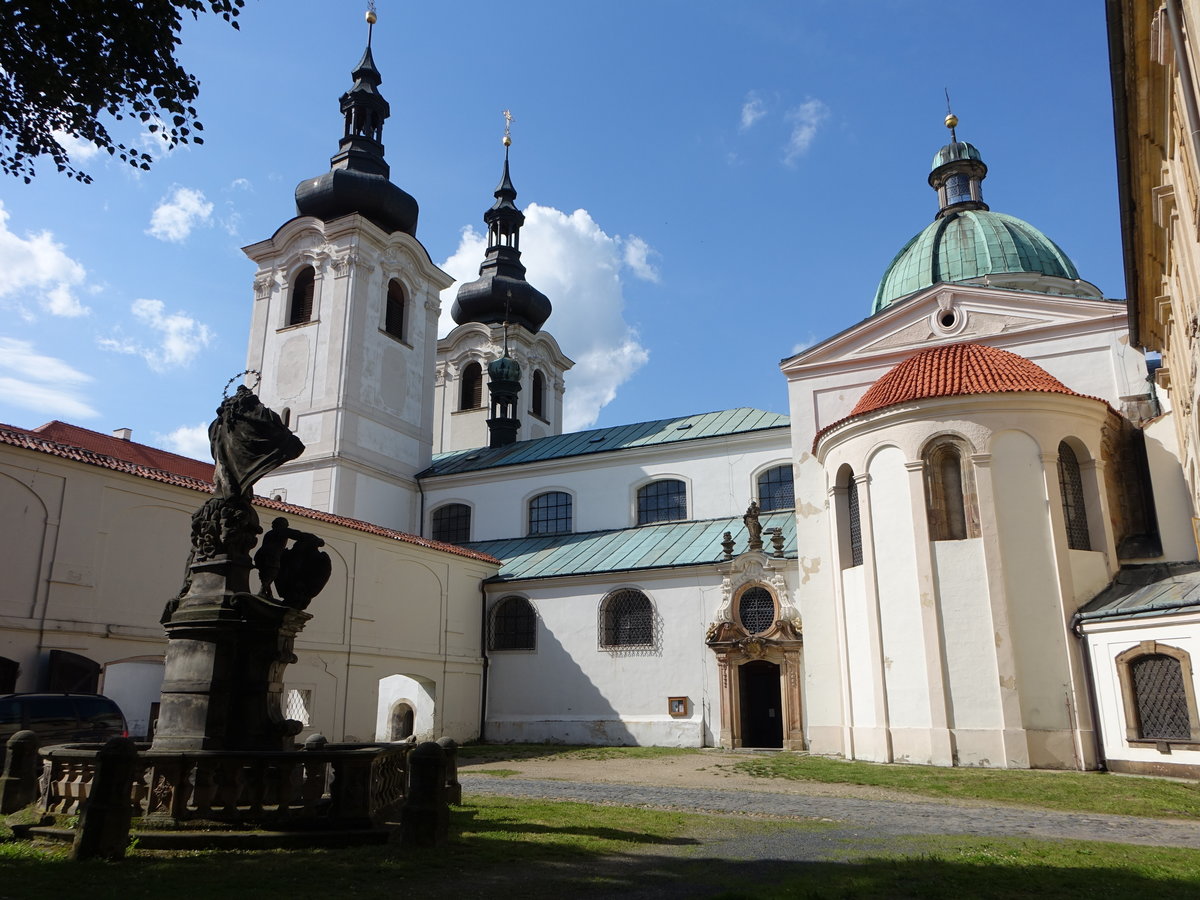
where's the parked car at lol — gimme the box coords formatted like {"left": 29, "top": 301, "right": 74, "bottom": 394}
{"left": 0, "top": 693, "right": 128, "bottom": 769}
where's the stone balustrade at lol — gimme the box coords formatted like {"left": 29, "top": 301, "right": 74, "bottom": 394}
{"left": 38, "top": 740, "right": 413, "bottom": 831}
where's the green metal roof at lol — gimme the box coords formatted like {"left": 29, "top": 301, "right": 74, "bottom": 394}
{"left": 872, "top": 209, "right": 1092, "bottom": 314}
{"left": 1075, "top": 563, "right": 1200, "bottom": 624}
{"left": 931, "top": 141, "right": 983, "bottom": 170}
{"left": 421, "top": 407, "right": 789, "bottom": 478}
{"left": 465, "top": 510, "right": 796, "bottom": 582}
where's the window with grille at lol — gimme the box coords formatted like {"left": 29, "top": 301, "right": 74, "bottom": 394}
{"left": 925, "top": 442, "right": 969, "bottom": 540}
{"left": 529, "top": 491, "right": 572, "bottom": 535}
{"left": 600, "top": 589, "right": 653, "bottom": 648}
{"left": 1132, "top": 654, "right": 1190, "bottom": 740}
{"left": 284, "top": 688, "right": 312, "bottom": 726}
{"left": 738, "top": 586, "right": 775, "bottom": 634}
{"left": 489, "top": 596, "right": 536, "bottom": 650}
{"left": 757, "top": 465, "right": 795, "bottom": 511}
{"left": 847, "top": 476, "right": 863, "bottom": 567}
{"left": 289, "top": 266, "right": 315, "bottom": 325}
{"left": 459, "top": 362, "right": 483, "bottom": 410}
{"left": 431, "top": 503, "right": 471, "bottom": 543}
{"left": 384, "top": 279, "right": 405, "bottom": 339}
{"left": 637, "top": 479, "right": 687, "bottom": 525}
{"left": 531, "top": 370, "right": 546, "bottom": 418}
{"left": 945, "top": 173, "right": 972, "bottom": 205}
{"left": 1058, "top": 442, "right": 1091, "bottom": 550}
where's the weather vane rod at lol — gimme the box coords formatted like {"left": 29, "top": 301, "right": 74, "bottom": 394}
{"left": 366, "top": 2, "right": 377, "bottom": 48}
{"left": 944, "top": 88, "right": 958, "bottom": 142}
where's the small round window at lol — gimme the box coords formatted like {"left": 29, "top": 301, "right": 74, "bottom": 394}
{"left": 939, "top": 310, "right": 956, "bottom": 328}
{"left": 738, "top": 587, "right": 775, "bottom": 634}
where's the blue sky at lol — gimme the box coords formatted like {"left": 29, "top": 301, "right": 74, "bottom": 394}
{"left": 0, "top": 0, "right": 1122, "bottom": 459}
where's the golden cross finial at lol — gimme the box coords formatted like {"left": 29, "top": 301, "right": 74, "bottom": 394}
{"left": 502, "top": 109, "right": 514, "bottom": 147}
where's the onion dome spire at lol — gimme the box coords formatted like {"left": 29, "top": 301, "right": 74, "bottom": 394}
{"left": 486, "top": 301, "right": 522, "bottom": 447}
{"left": 929, "top": 109, "right": 988, "bottom": 218}
{"left": 451, "top": 112, "right": 552, "bottom": 333}
{"left": 294, "top": 7, "right": 419, "bottom": 236}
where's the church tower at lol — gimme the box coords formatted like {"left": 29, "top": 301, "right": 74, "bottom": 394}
{"left": 242, "top": 12, "right": 452, "bottom": 532}
{"left": 433, "top": 119, "right": 573, "bottom": 453}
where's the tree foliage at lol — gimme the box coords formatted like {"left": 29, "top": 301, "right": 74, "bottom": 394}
{"left": 0, "top": 1, "right": 244, "bottom": 184}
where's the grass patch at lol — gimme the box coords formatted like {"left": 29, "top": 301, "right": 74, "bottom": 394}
{"left": 470, "top": 768, "right": 520, "bottom": 778}
{"left": 0, "top": 796, "right": 1196, "bottom": 898}
{"left": 734, "top": 754, "right": 1200, "bottom": 819}
{"left": 459, "top": 742, "right": 697, "bottom": 763}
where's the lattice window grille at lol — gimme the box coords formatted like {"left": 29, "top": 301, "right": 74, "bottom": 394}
{"left": 284, "top": 688, "right": 312, "bottom": 726}
{"left": 758, "top": 465, "right": 795, "bottom": 512}
{"left": 599, "top": 590, "right": 654, "bottom": 648}
{"left": 529, "top": 491, "right": 572, "bottom": 535}
{"left": 738, "top": 587, "right": 775, "bottom": 634}
{"left": 847, "top": 477, "right": 863, "bottom": 567}
{"left": 489, "top": 596, "right": 536, "bottom": 651}
{"left": 637, "top": 480, "right": 687, "bottom": 525}
{"left": 432, "top": 503, "right": 471, "bottom": 544}
{"left": 1132, "top": 654, "right": 1191, "bottom": 740}
{"left": 1058, "top": 443, "right": 1091, "bottom": 550}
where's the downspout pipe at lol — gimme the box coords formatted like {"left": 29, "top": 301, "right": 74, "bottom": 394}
{"left": 477, "top": 578, "right": 491, "bottom": 742}
{"left": 1071, "top": 612, "right": 1108, "bottom": 772}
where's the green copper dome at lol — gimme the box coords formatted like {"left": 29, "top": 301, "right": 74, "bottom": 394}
{"left": 932, "top": 140, "right": 983, "bottom": 169}
{"left": 872, "top": 210, "right": 1099, "bottom": 313}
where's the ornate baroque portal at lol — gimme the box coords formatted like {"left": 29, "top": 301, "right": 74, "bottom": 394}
{"left": 706, "top": 551, "right": 803, "bottom": 749}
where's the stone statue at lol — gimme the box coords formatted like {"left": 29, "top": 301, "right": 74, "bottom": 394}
{"left": 210, "top": 386, "right": 305, "bottom": 500}
{"left": 744, "top": 500, "right": 763, "bottom": 551}
{"left": 255, "top": 517, "right": 332, "bottom": 609}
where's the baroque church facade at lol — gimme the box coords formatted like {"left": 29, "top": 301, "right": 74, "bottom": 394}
{"left": 4, "top": 18, "right": 1200, "bottom": 776}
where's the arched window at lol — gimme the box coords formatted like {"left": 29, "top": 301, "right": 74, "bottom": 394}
{"left": 459, "top": 362, "right": 483, "bottom": 410}
{"left": 531, "top": 370, "right": 546, "bottom": 419}
{"left": 1058, "top": 441, "right": 1091, "bottom": 551}
{"left": 599, "top": 589, "right": 654, "bottom": 649}
{"left": 528, "top": 491, "right": 572, "bottom": 535}
{"left": 489, "top": 596, "right": 537, "bottom": 651}
{"left": 637, "top": 479, "right": 687, "bottom": 525}
{"left": 390, "top": 703, "right": 415, "bottom": 740}
{"left": 1116, "top": 643, "right": 1200, "bottom": 744}
{"left": 834, "top": 464, "right": 863, "bottom": 568}
{"left": 757, "top": 464, "right": 795, "bottom": 511}
{"left": 288, "top": 266, "right": 315, "bottom": 326}
{"left": 738, "top": 586, "right": 776, "bottom": 634}
{"left": 431, "top": 503, "right": 471, "bottom": 543}
{"left": 924, "top": 441, "right": 974, "bottom": 541}
{"left": 384, "top": 278, "right": 405, "bottom": 339}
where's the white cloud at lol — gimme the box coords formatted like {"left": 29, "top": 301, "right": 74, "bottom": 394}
{"left": 0, "top": 338, "right": 97, "bottom": 420}
{"left": 783, "top": 98, "right": 830, "bottom": 164}
{"left": 227, "top": 178, "right": 252, "bottom": 192}
{"left": 622, "top": 235, "right": 661, "bottom": 283}
{"left": 147, "top": 186, "right": 213, "bottom": 242}
{"left": 790, "top": 335, "right": 818, "bottom": 356}
{"left": 157, "top": 422, "right": 211, "bottom": 460}
{"left": 740, "top": 92, "right": 766, "bottom": 131}
{"left": 97, "top": 298, "right": 214, "bottom": 371}
{"left": 52, "top": 130, "right": 101, "bottom": 161}
{"left": 438, "top": 204, "right": 652, "bottom": 430}
{"left": 0, "top": 201, "right": 89, "bottom": 317}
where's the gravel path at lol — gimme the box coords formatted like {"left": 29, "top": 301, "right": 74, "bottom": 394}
{"left": 459, "top": 763, "right": 1200, "bottom": 850}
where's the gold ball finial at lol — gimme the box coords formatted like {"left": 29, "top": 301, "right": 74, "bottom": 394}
{"left": 503, "top": 135, "right": 512, "bottom": 147}
{"left": 944, "top": 113, "right": 959, "bottom": 130}
{"left": 366, "top": 9, "right": 377, "bottom": 24}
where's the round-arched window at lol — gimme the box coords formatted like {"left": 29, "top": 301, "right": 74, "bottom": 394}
{"left": 738, "top": 586, "right": 775, "bottom": 634}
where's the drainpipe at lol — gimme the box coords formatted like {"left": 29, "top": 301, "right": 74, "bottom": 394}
{"left": 477, "top": 579, "right": 490, "bottom": 742}
{"left": 1071, "top": 613, "right": 1108, "bottom": 772}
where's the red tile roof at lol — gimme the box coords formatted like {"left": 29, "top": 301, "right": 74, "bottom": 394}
{"left": 0, "top": 421, "right": 500, "bottom": 565}
{"left": 814, "top": 342, "right": 1107, "bottom": 450}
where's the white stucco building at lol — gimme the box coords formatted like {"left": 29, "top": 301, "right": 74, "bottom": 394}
{"left": 3, "top": 35, "right": 1199, "bottom": 777}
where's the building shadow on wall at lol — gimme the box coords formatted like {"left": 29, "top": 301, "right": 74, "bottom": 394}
{"left": 486, "top": 614, "right": 637, "bottom": 746}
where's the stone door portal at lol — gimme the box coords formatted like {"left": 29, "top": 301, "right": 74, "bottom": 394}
{"left": 738, "top": 660, "right": 783, "bottom": 748}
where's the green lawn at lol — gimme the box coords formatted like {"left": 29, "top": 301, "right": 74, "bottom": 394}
{"left": 731, "top": 753, "right": 1200, "bottom": 819}
{"left": 2, "top": 796, "right": 1198, "bottom": 899}
{"left": 459, "top": 742, "right": 696, "bottom": 762}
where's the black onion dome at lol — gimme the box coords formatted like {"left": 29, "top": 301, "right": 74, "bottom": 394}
{"left": 451, "top": 155, "right": 552, "bottom": 333}
{"left": 294, "top": 45, "right": 418, "bottom": 236}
